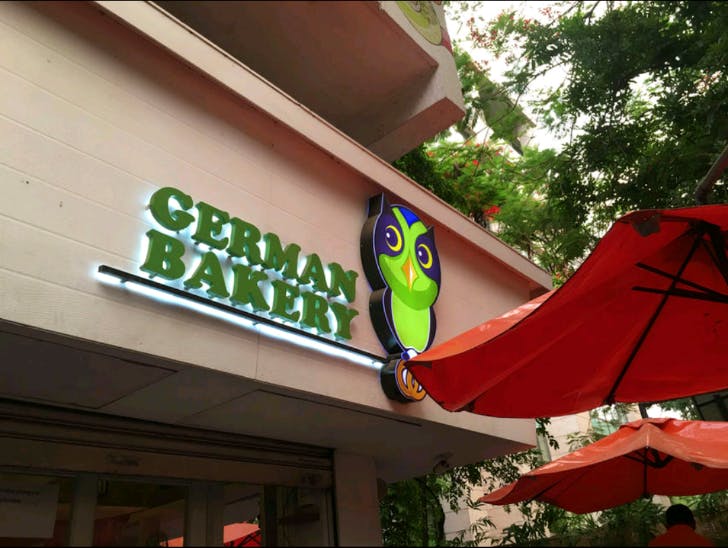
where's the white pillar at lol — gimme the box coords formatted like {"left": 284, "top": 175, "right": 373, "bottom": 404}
{"left": 333, "top": 451, "right": 382, "bottom": 547}
{"left": 68, "top": 474, "right": 97, "bottom": 546}
{"left": 205, "top": 484, "right": 224, "bottom": 546}
{"left": 184, "top": 484, "right": 208, "bottom": 546}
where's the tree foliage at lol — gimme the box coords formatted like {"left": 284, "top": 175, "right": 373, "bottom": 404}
{"left": 432, "top": 1, "right": 728, "bottom": 270}
{"left": 477, "top": 1, "right": 728, "bottom": 223}
{"left": 382, "top": 1, "right": 728, "bottom": 545}
{"left": 380, "top": 475, "right": 447, "bottom": 546}
{"left": 394, "top": 135, "right": 592, "bottom": 281}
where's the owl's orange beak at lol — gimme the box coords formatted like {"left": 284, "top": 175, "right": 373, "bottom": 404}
{"left": 402, "top": 256, "right": 418, "bottom": 290}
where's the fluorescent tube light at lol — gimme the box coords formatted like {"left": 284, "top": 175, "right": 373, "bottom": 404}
{"left": 96, "top": 265, "right": 384, "bottom": 370}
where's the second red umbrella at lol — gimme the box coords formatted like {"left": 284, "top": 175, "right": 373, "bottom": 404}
{"left": 479, "top": 418, "right": 728, "bottom": 514}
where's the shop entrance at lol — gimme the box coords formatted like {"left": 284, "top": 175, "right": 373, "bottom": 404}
{"left": 0, "top": 469, "right": 334, "bottom": 546}
{"left": 0, "top": 401, "right": 335, "bottom": 546}
{"left": 0, "top": 323, "right": 336, "bottom": 546}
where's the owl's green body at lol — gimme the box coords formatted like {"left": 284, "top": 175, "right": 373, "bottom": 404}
{"left": 390, "top": 291, "right": 432, "bottom": 352}
{"left": 361, "top": 195, "right": 441, "bottom": 358}
{"left": 361, "top": 194, "right": 441, "bottom": 402}
{"left": 376, "top": 207, "right": 438, "bottom": 353}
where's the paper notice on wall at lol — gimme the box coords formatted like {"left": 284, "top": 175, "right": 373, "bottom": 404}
{"left": 0, "top": 481, "right": 59, "bottom": 538}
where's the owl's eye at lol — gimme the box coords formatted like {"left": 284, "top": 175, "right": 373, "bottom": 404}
{"left": 385, "top": 225, "right": 403, "bottom": 252}
{"left": 417, "top": 243, "right": 433, "bottom": 268}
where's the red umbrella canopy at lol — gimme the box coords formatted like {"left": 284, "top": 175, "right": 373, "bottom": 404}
{"left": 408, "top": 205, "right": 728, "bottom": 418}
{"left": 225, "top": 529, "right": 261, "bottom": 547}
{"left": 479, "top": 418, "right": 728, "bottom": 514}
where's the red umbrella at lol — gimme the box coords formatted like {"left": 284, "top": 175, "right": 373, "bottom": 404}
{"left": 225, "top": 528, "right": 261, "bottom": 547}
{"left": 408, "top": 205, "right": 728, "bottom": 417}
{"left": 166, "top": 523, "right": 260, "bottom": 547}
{"left": 479, "top": 418, "right": 728, "bottom": 514}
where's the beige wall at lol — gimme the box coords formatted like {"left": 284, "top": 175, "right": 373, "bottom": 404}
{"left": 0, "top": 0, "right": 540, "bottom": 451}
{"left": 334, "top": 452, "right": 382, "bottom": 547}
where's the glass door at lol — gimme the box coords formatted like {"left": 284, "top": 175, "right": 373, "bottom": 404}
{"left": 0, "top": 472, "right": 73, "bottom": 547}
{"left": 91, "top": 479, "right": 186, "bottom": 546}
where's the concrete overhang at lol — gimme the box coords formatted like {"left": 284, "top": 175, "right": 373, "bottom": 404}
{"left": 152, "top": 0, "right": 465, "bottom": 161}
{"left": 0, "top": 321, "right": 534, "bottom": 483}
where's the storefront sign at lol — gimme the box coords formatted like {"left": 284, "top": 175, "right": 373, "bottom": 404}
{"left": 360, "top": 194, "right": 441, "bottom": 402}
{"left": 138, "top": 186, "right": 359, "bottom": 339}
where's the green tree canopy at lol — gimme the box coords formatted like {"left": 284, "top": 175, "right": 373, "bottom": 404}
{"left": 382, "top": 2, "right": 728, "bottom": 545}
{"left": 480, "top": 0, "right": 728, "bottom": 224}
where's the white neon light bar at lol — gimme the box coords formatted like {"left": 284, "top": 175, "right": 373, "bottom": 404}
{"left": 96, "top": 266, "right": 384, "bottom": 370}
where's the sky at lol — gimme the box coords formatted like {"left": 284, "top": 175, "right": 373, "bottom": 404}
{"left": 446, "top": 2, "right": 546, "bottom": 80}
{"left": 444, "top": 1, "right": 568, "bottom": 151}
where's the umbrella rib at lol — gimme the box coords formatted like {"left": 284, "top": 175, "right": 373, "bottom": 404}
{"left": 624, "top": 449, "right": 674, "bottom": 470}
{"left": 525, "top": 466, "right": 595, "bottom": 505}
{"left": 632, "top": 286, "right": 728, "bottom": 304}
{"left": 634, "top": 262, "right": 727, "bottom": 298}
{"left": 650, "top": 453, "right": 674, "bottom": 469}
{"left": 605, "top": 226, "right": 706, "bottom": 404}
{"left": 624, "top": 454, "right": 645, "bottom": 465}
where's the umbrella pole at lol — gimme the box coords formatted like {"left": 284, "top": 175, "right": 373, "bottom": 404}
{"left": 605, "top": 227, "right": 706, "bottom": 404}
{"left": 695, "top": 142, "right": 728, "bottom": 205}
{"left": 706, "top": 224, "right": 728, "bottom": 286}
{"left": 643, "top": 448, "right": 648, "bottom": 499}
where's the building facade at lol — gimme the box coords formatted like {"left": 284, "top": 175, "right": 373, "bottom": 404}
{"left": 0, "top": 1, "right": 551, "bottom": 545}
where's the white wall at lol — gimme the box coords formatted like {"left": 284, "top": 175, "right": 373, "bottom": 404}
{"left": 334, "top": 452, "right": 382, "bottom": 546}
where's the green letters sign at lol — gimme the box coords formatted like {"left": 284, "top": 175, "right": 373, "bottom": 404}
{"left": 140, "top": 186, "right": 359, "bottom": 339}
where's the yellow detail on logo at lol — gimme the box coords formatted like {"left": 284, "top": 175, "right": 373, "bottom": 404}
{"left": 395, "top": 360, "right": 426, "bottom": 401}
{"left": 417, "top": 243, "right": 433, "bottom": 268}
{"left": 385, "top": 224, "right": 403, "bottom": 252}
{"left": 395, "top": 1, "right": 442, "bottom": 46}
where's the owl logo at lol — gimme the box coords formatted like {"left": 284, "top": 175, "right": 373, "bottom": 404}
{"left": 360, "top": 194, "right": 442, "bottom": 402}
{"left": 395, "top": 1, "right": 452, "bottom": 52}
